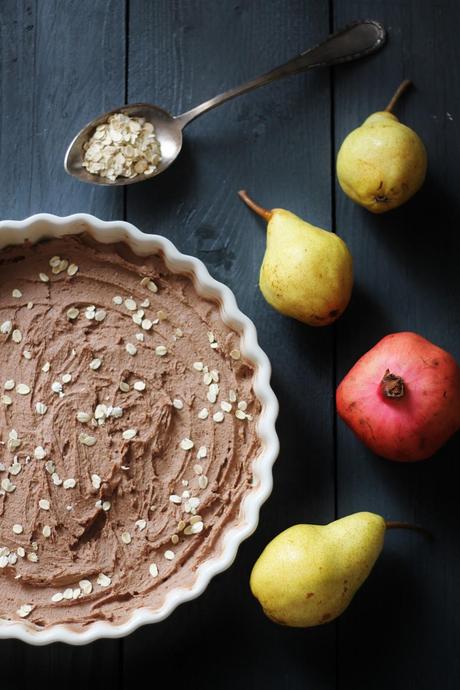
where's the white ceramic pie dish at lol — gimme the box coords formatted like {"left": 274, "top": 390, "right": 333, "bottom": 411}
{"left": 0, "top": 213, "right": 279, "bottom": 645}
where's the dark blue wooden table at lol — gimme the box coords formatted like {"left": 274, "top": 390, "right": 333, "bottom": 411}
{"left": 1, "top": 1, "right": 459, "bottom": 688}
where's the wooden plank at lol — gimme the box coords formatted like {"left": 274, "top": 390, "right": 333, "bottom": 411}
{"left": 0, "top": 0, "right": 125, "bottom": 219}
{"left": 1, "top": 640, "right": 123, "bottom": 688}
{"left": 0, "top": 0, "right": 125, "bottom": 681}
{"left": 124, "top": 1, "right": 336, "bottom": 688}
{"left": 333, "top": 1, "right": 460, "bottom": 688}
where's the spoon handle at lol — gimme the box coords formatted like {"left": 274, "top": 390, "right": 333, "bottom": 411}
{"left": 175, "top": 20, "right": 386, "bottom": 128}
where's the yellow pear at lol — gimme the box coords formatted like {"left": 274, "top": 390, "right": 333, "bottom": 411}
{"left": 337, "top": 80, "right": 427, "bottom": 213}
{"left": 251, "top": 512, "right": 400, "bottom": 627}
{"left": 238, "top": 191, "right": 353, "bottom": 326}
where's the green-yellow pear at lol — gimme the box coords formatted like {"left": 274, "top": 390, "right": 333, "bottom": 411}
{"left": 250, "top": 513, "right": 415, "bottom": 627}
{"left": 238, "top": 191, "right": 353, "bottom": 326}
{"left": 337, "top": 80, "right": 427, "bottom": 213}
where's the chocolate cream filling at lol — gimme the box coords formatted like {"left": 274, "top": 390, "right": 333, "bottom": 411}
{"left": 0, "top": 235, "right": 260, "bottom": 628}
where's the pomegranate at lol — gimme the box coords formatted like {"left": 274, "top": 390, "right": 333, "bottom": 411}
{"left": 336, "top": 332, "right": 460, "bottom": 461}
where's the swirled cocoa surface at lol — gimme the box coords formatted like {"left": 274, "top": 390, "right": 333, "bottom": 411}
{"left": 0, "top": 234, "right": 260, "bottom": 628}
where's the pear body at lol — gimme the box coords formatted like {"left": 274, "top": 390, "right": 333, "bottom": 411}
{"left": 337, "top": 111, "right": 427, "bottom": 213}
{"left": 260, "top": 209, "right": 353, "bottom": 326}
{"left": 250, "top": 512, "right": 385, "bottom": 627}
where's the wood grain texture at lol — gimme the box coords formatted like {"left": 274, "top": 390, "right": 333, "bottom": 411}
{"left": 333, "top": 2, "right": 460, "bottom": 689}
{"left": 0, "top": 0, "right": 125, "bottom": 219}
{"left": 123, "top": 2, "right": 336, "bottom": 689}
{"left": 0, "top": 0, "right": 126, "bottom": 686}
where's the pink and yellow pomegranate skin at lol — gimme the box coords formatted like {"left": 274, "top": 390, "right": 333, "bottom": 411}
{"left": 336, "top": 332, "right": 460, "bottom": 462}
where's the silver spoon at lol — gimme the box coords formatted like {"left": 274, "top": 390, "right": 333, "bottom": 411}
{"left": 65, "top": 20, "right": 386, "bottom": 186}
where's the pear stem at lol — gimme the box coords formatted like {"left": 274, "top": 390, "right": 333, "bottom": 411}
{"left": 385, "top": 79, "right": 413, "bottom": 113}
{"left": 238, "top": 190, "right": 273, "bottom": 222}
{"left": 385, "top": 521, "right": 432, "bottom": 539}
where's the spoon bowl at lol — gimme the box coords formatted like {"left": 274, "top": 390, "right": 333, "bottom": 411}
{"left": 64, "top": 103, "right": 183, "bottom": 186}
